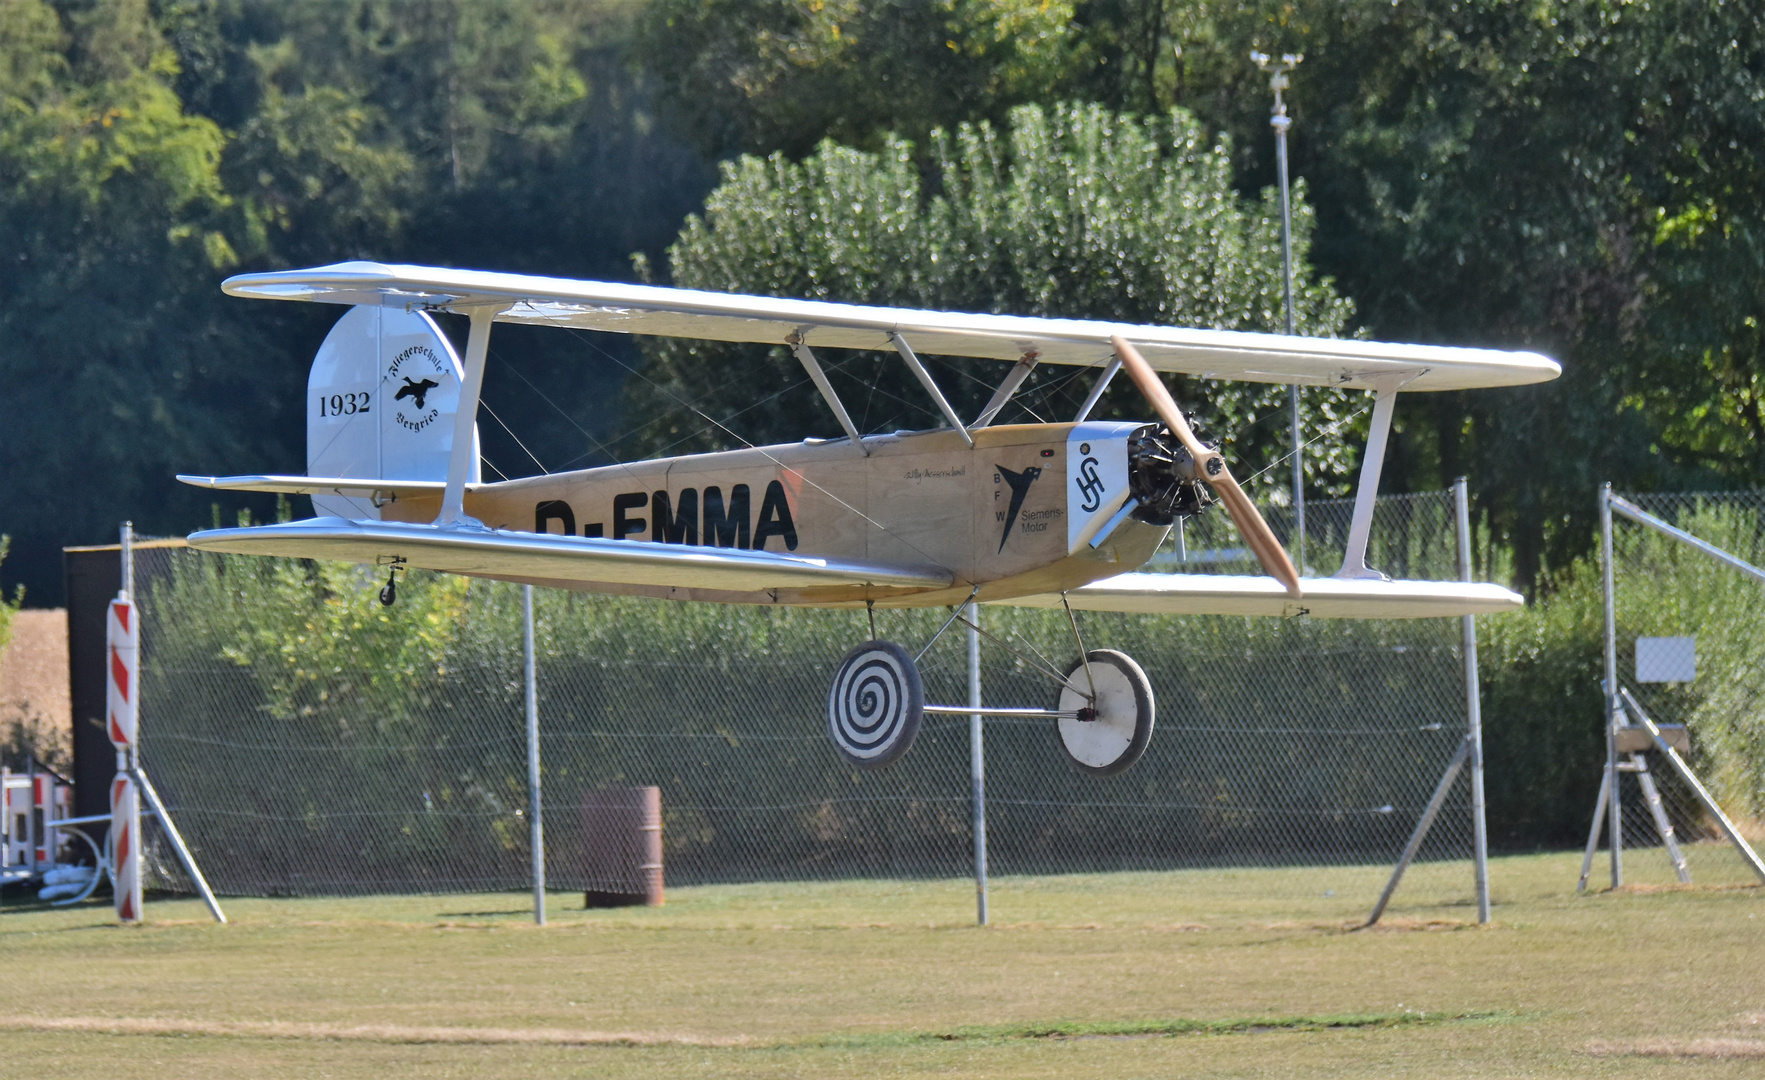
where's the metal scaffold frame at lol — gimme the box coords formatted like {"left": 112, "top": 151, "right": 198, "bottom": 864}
{"left": 1579, "top": 487, "right": 1765, "bottom": 891}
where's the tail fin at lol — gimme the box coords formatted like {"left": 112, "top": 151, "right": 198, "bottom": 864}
{"left": 306, "top": 305, "right": 480, "bottom": 519}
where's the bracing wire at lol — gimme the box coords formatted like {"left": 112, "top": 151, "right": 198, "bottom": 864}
{"left": 541, "top": 318, "right": 945, "bottom": 565}
{"left": 479, "top": 399, "right": 548, "bottom": 475}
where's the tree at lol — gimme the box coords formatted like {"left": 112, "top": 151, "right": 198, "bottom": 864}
{"left": 631, "top": 102, "right": 1360, "bottom": 497}
{"left": 0, "top": 0, "right": 275, "bottom": 604}
{"left": 637, "top": 0, "right": 1083, "bottom": 157}
{"left": 0, "top": 1, "right": 716, "bottom": 603}
{"left": 635, "top": 0, "right": 1765, "bottom": 596}
{"left": 1619, "top": 2, "right": 1765, "bottom": 484}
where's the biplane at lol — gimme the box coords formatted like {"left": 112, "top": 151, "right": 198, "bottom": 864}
{"left": 180, "top": 262, "right": 1558, "bottom": 775}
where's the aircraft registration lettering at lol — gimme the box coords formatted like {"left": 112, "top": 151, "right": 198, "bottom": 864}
{"left": 539, "top": 479, "right": 798, "bottom": 551}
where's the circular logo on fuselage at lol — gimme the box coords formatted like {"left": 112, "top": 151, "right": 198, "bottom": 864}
{"left": 388, "top": 345, "right": 448, "bottom": 433}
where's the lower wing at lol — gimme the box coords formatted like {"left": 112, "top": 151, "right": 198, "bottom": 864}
{"left": 998, "top": 572, "right": 1522, "bottom": 619}
{"left": 185, "top": 517, "right": 952, "bottom": 593}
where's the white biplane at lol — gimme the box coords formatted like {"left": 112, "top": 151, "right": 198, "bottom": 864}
{"left": 181, "top": 262, "right": 1557, "bottom": 775}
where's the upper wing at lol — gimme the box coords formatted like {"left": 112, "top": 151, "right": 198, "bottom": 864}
{"left": 222, "top": 262, "right": 1560, "bottom": 393}
{"left": 997, "top": 573, "right": 1523, "bottom": 619}
{"left": 186, "top": 517, "right": 952, "bottom": 592}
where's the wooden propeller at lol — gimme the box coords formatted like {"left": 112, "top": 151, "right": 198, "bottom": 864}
{"left": 1110, "top": 335, "right": 1303, "bottom": 599}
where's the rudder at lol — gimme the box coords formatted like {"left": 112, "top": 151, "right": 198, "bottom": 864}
{"left": 306, "top": 306, "right": 480, "bottom": 519}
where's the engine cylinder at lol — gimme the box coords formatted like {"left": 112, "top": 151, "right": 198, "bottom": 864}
{"left": 1127, "top": 423, "right": 1214, "bottom": 525}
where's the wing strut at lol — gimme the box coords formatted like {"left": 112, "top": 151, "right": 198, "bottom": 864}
{"left": 1073, "top": 355, "right": 1122, "bottom": 423}
{"left": 437, "top": 304, "right": 502, "bottom": 527}
{"left": 972, "top": 353, "right": 1038, "bottom": 428}
{"left": 1334, "top": 375, "right": 1405, "bottom": 580}
{"left": 789, "top": 335, "right": 868, "bottom": 454}
{"left": 890, "top": 333, "right": 974, "bottom": 447}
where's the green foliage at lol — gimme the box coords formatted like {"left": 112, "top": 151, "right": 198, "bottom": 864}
{"left": 638, "top": 0, "right": 1082, "bottom": 157}
{"left": 0, "top": 536, "right": 18, "bottom": 653}
{"left": 1621, "top": 5, "right": 1765, "bottom": 482}
{"left": 1607, "top": 504, "right": 1765, "bottom": 820}
{"left": 637, "top": 102, "right": 1360, "bottom": 495}
{"left": 639, "top": 0, "right": 1765, "bottom": 596}
{"left": 0, "top": 1, "right": 714, "bottom": 605}
{"left": 1477, "top": 554, "right": 1605, "bottom": 848}
{"left": 145, "top": 554, "right": 476, "bottom": 732}
{"left": 1477, "top": 500, "right": 1765, "bottom": 842}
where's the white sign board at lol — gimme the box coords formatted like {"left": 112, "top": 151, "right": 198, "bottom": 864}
{"left": 1636, "top": 636, "right": 1696, "bottom": 683}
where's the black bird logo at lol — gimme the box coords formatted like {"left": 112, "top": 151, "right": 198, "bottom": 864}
{"left": 995, "top": 464, "right": 1043, "bottom": 552}
{"left": 395, "top": 376, "right": 440, "bottom": 409}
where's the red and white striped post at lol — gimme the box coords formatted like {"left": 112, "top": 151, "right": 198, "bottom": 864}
{"left": 107, "top": 534, "right": 142, "bottom": 922}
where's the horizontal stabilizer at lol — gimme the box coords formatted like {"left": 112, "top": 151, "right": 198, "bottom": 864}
{"left": 185, "top": 518, "right": 953, "bottom": 592}
{"left": 179, "top": 474, "right": 455, "bottom": 497}
{"left": 998, "top": 573, "right": 1523, "bottom": 619}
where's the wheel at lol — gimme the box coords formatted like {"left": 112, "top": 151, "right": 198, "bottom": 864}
{"left": 1054, "top": 649, "right": 1155, "bottom": 776}
{"left": 379, "top": 579, "right": 397, "bottom": 607}
{"left": 827, "top": 640, "right": 924, "bottom": 769}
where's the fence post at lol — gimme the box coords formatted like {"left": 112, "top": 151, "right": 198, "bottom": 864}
{"left": 111, "top": 522, "right": 143, "bottom": 923}
{"left": 1454, "top": 479, "right": 1490, "bottom": 923}
{"left": 524, "top": 585, "right": 545, "bottom": 926}
{"left": 968, "top": 600, "right": 987, "bottom": 927}
{"left": 1599, "top": 483, "right": 1622, "bottom": 888}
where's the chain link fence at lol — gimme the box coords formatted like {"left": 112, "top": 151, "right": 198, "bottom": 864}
{"left": 133, "top": 489, "right": 1481, "bottom": 913}
{"left": 1601, "top": 491, "right": 1765, "bottom": 887}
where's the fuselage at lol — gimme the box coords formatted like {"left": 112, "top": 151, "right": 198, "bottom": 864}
{"left": 377, "top": 421, "right": 1170, "bottom": 608}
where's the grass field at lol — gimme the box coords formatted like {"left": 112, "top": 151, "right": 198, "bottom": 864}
{"left": 5, "top": 850, "right": 1764, "bottom": 1077}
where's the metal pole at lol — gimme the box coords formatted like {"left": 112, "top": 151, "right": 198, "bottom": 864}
{"left": 120, "top": 521, "right": 134, "bottom": 597}
{"left": 1630, "top": 754, "right": 1691, "bottom": 883}
{"left": 1609, "top": 494, "right": 1765, "bottom": 587}
{"left": 1618, "top": 687, "right": 1765, "bottom": 883}
{"left": 1365, "top": 736, "right": 1471, "bottom": 928}
{"left": 118, "top": 522, "right": 143, "bottom": 923}
{"left": 1576, "top": 767, "right": 1610, "bottom": 893}
{"left": 1599, "top": 484, "right": 1621, "bottom": 888}
{"left": 524, "top": 585, "right": 545, "bottom": 926}
{"left": 967, "top": 600, "right": 987, "bottom": 927}
{"left": 130, "top": 768, "right": 225, "bottom": 923}
{"left": 1255, "top": 51, "right": 1306, "bottom": 571}
{"left": 1454, "top": 479, "right": 1490, "bottom": 923}
{"left": 1279, "top": 127, "right": 1304, "bottom": 572}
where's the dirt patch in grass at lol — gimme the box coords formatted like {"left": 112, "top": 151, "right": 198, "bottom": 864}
{"left": 1588, "top": 1038, "right": 1765, "bottom": 1059}
{"left": 915, "top": 1010, "right": 1514, "bottom": 1043}
{"left": 1608, "top": 882, "right": 1764, "bottom": 895}
{"left": 0, "top": 1015, "right": 748, "bottom": 1048}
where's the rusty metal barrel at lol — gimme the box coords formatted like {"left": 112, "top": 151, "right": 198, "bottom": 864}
{"left": 582, "top": 786, "right": 662, "bottom": 907}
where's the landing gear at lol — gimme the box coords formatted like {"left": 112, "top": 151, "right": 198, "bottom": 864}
{"left": 821, "top": 603, "right": 1154, "bottom": 777}
{"left": 377, "top": 556, "right": 407, "bottom": 607}
{"left": 826, "top": 640, "right": 924, "bottom": 769}
{"left": 1054, "top": 650, "right": 1155, "bottom": 776}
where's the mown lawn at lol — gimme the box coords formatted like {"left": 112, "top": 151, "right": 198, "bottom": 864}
{"left": 4, "top": 850, "right": 1762, "bottom": 1078}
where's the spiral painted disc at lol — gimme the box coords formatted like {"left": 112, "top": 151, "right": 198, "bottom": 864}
{"left": 827, "top": 640, "right": 924, "bottom": 768}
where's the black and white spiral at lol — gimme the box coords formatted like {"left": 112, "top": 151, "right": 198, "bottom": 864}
{"left": 827, "top": 641, "right": 924, "bottom": 768}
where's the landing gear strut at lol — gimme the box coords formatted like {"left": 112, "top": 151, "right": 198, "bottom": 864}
{"left": 377, "top": 556, "right": 407, "bottom": 607}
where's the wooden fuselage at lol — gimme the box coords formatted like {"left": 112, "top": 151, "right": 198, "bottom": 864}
{"left": 379, "top": 422, "right": 1169, "bottom": 608}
